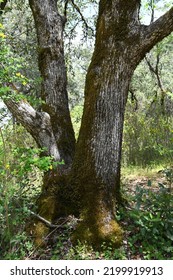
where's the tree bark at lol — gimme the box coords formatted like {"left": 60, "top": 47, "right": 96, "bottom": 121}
{"left": 70, "top": 0, "right": 173, "bottom": 247}
{"left": 3, "top": 0, "right": 173, "bottom": 247}
{"left": 29, "top": 0, "right": 75, "bottom": 165}
{"left": 70, "top": 0, "right": 141, "bottom": 247}
{"left": 4, "top": 99, "right": 60, "bottom": 160}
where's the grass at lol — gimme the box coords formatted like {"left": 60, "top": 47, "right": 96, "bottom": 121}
{"left": 122, "top": 164, "right": 165, "bottom": 179}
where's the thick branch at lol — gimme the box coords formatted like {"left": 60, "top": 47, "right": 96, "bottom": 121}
{"left": 4, "top": 98, "right": 60, "bottom": 161}
{"left": 141, "top": 6, "right": 173, "bottom": 55}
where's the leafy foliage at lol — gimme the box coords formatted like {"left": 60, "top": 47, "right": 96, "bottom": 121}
{"left": 120, "top": 170, "right": 173, "bottom": 260}
{"left": 0, "top": 124, "right": 63, "bottom": 259}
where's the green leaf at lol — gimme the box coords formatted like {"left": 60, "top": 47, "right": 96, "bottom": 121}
{"left": 147, "top": 180, "right": 152, "bottom": 187}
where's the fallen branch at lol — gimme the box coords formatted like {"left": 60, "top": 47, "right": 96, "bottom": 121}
{"left": 29, "top": 210, "right": 67, "bottom": 229}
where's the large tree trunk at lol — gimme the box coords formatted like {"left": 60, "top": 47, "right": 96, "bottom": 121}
{"left": 70, "top": 0, "right": 173, "bottom": 247}
{"left": 3, "top": 0, "right": 173, "bottom": 247}
{"left": 70, "top": 0, "right": 141, "bottom": 247}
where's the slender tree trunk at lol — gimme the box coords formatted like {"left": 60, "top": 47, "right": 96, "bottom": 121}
{"left": 26, "top": 0, "right": 76, "bottom": 245}
{"left": 29, "top": 0, "right": 75, "bottom": 165}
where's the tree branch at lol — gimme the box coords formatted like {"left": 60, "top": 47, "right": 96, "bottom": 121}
{"left": 141, "top": 6, "right": 173, "bottom": 55}
{"left": 129, "top": 89, "right": 138, "bottom": 111}
{"left": 70, "top": 0, "right": 94, "bottom": 36}
{"left": 4, "top": 97, "right": 61, "bottom": 161}
{"left": 64, "top": 0, "right": 69, "bottom": 18}
{"left": 29, "top": 0, "right": 76, "bottom": 164}
{"left": 29, "top": 211, "right": 67, "bottom": 228}
{"left": 145, "top": 54, "right": 166, "bottom": 113}
{"left": 149, "top": 0, "right": 155, "bottom": 24}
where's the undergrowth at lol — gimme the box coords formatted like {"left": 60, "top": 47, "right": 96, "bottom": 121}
{"left": 0, "top": 143, "right": 173, "bottom": 260}
{"left": 120, "top": 181, "right": 173, "bottom": 260}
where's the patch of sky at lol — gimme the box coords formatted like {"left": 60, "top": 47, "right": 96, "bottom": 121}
{"left": 140, "top": 0, "right": 173, "bottom": 24}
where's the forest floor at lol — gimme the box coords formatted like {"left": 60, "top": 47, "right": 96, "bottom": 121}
{"left": 121, "top": 166, "right": 169, "bottom": 207}
{"left": 2, "top": 165, "right": 170, "bottom": 260}
{"left": 120, "top": 167, "right": 172, "bottom": 260}
{"left": 26, "top": 166, "right": 173, "bottom": 260}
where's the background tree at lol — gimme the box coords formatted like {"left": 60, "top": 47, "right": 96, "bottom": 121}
{"left": 1, "top": 0, "right": 173, "bottom": 248}
{"left": 123, "top": 34, "right": 173, "bottom": 167}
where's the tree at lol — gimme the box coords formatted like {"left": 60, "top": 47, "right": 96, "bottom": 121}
{"left": 122, "top": 34, "right": 173, "bottom": 167}
{"left": 2, "top": 0, "right": 173, "bottom": 248}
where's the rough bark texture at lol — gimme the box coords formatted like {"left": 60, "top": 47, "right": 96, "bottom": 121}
{"left": 70, "top": 0, "right": 141, "bottom": 247}
{"left": 4, "top": 0, "right": 173, "bottom": 247}
{"left": 4, "top": 99, "right": 60, "bottom": 160}
{"left": 29, "top": 0, "right": 75, "bottom": 165}
{"left": 70, "top": 0, "right": 173, "bottom": 247}
{"left": 23, "top": 0, "right": 76, "bottom": 245}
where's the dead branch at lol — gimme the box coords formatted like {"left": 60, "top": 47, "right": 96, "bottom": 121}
{"left": 29, "top": 210, "right": 68, "bottom": 229}
{"left": 68, "top": 0, "right": 94, "bottom": 36}
{"left": 145, "top": 54, "right": 165, "bottom": 112}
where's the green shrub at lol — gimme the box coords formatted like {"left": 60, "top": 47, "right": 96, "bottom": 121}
{"left": 126, "top": 179, "right": 173, "bottom": 259}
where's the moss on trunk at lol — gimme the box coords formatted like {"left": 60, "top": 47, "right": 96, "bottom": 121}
{"left": 71, "top": 182, "right": 123, "bottom": 248}
{"left": 27, "top": 166, "right": 78, "bottom": 246}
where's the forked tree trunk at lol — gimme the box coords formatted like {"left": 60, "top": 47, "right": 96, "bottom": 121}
{"left": 3, "top": 0, "right": 173, "bottom": 247}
